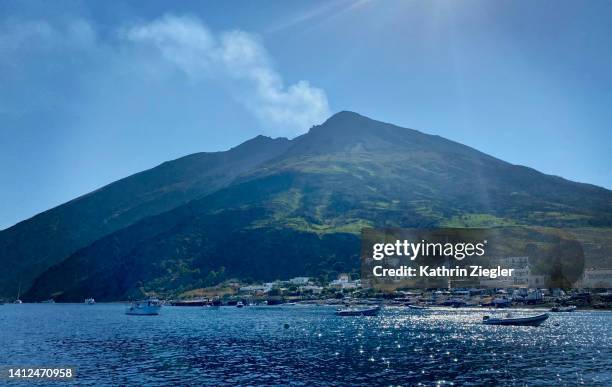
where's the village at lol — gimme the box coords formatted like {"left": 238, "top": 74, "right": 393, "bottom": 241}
{"left": 171, "top": 270, "right": 612, "bottom": 310}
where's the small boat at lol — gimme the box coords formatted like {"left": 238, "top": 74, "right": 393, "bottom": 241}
{"left": 126, "top": 298, "right": 161, "bottom": 316}
{"left": 41, "top": 299, "right": 55, "bottom": 304}
{"left": 236, "top": 301, "right": 244, "bottom": 308}
{"left": 551, "top": 305, "right": 576, "bottom": 312}
{"left": 336, "top": 306, "right": 381, "bottom": 316}
{"left": 483, "top": 313, "right": 549, "bottom": 327}
{"left": 85, "top": 298, "right": 95, "bottom": 305}
{"left": 407, "top": 305, "right": 428, "bottom": 310}
{"left": 14, "top": 282, "right": 23, "bottom": 304}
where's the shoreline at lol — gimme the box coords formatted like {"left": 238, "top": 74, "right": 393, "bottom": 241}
{"left": 3, "top": 301, "right": 611, "bottom": 312}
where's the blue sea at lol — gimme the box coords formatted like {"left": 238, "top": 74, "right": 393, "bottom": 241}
{"left": 1, "top": 304, "right": 611, "bottom": 386}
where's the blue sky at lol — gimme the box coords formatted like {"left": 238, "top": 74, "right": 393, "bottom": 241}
{"left": 1, "top": 0, "right": 611, "bottom": 229}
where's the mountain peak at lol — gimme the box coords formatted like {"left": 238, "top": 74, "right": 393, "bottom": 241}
{"left": 286, "top": 111, "right": 423, "bottom": 155}
{"left": 324, "top": 110, "right": 369, "bottom": 123}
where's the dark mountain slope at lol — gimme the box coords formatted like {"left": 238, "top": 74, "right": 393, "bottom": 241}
{"left": 23, "top": 112, "right": 612, "bottom": 301}
{"left": 0, "top": 135, "right": 291, "bottom": 298}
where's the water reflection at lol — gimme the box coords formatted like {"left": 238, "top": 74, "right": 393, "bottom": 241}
{"left": 0, "top": 304, "right": 610, "bottom": 385}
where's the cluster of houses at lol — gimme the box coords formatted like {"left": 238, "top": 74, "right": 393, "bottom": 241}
{"left": 478, "top": 256, "right": 612, "bottom": 288}
{"left": 238, "top": 274, "right": 361, "bottom": 296}
{"left": 232, "top": 255, "right": 611, "bottom": 308}
{"left": 232, "top": 271, "right": 610, "bottom": 310}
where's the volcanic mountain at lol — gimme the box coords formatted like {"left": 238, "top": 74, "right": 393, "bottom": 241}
{"left": 1, "top": 111, "right": 611, "bottom": 301}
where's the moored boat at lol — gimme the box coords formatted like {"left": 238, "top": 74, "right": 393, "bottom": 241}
{"left": 126, "top": 298, "right": 162, "bottom": 316}
{"left": 483, "top": 313, "right": 549, "bottom": 326}
{"left": 336, "top": 306, "right": 381, "bottom": 316}
{"left": 236, "top": 301, "right": 244, "bottom": 308}
{"left": 170, "top": 299, "right": 209, "bottom": 307}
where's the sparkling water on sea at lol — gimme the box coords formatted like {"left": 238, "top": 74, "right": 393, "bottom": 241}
{"left": 1, "top": 304, "right": 611, "bottom": 386}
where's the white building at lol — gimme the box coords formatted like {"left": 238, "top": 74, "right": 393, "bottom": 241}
{"left": 239, "top": 283, "right": 273, "bottom": 293}
{"left": 330, "top": 274, "right": 361, "bottom": 289}
{"left": 289, "top": 277, "right": 311, "bottom": 285}
{"left": 300, "top": 285, "right": 323, "bottom": 294}
{"left": 528, "top": 275, "right": 549, "bottom": 288}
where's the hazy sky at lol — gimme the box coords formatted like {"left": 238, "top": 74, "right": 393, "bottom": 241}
{"left": 1, "top": 0, "right": 611, "bottom": 229}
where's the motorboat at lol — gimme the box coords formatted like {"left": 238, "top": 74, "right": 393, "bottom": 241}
{"left": 85, "top": 298, "right": 95, "bottom": 305}
{"left": 126, "top": 298, "right": 162, "bottom": 316}
{"left": 336, "top": 306, "right": 381, "bottom": 316}
{"left": 483, "top": 313, "right": 549, "bottom": 326}
{"left": 236, "top": 301, "right": 244, "bottom": 308}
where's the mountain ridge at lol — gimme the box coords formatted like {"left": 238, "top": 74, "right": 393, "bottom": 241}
{"left": 0, "top": 134, "right": 292, "bottom": 298}
{"left": 2, "top": 111, "right": 611, "bottom": 301}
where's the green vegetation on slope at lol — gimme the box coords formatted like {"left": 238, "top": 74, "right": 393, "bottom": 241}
{"left": 9, "top": 112, "right": 612, "bottom": 301}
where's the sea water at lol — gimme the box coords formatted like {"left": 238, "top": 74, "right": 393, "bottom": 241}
{"left": 1, "top": 304, "right": 610, "bottom": 385}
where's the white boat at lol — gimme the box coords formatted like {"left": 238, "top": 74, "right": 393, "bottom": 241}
{"left": 126, "top": 298, "right": 161, "bottom": 315}
{"left": 483, "top": 313, "right": 549, "bottom": 327}
{"left": 236, "top": 301, "right": 244, "bottom": 308}
{"left": 85, "top": 298, "right": 95, "bottom": 305}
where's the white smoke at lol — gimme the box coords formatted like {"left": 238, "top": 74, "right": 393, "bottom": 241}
{"left": 125, "top": 15, "right": 330, "bottom": 135}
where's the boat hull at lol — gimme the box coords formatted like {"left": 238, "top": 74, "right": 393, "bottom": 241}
{"left": 126, "top": 306, "right": 161, "bottom": 316}
{"left": 336, "top": 306, "right": 381, "bottom": 316}
{"left": 170, "top": 300, "right": 209, "bottom": 307}
{"left": 126, "top": 300, "right": 162, "bottom": 316}
{"left": 483, "top": 313, "right": 549, "bottom": 327}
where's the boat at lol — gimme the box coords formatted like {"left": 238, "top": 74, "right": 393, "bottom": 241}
{"left": 236, "top": 301, "right": 244, "bottom": 308}
{"left": 551, "top": 305, "right": 576, "bottom": 312}
{"left": 335, "top": 306, "right": 381, "bottom": 316}
{"left": 14, "top": 282, "right": 23, "bottom": 304}
{"left": 171, "top": 299, "right": 209, "bottom": 307}
{"left": 41, "top": 299, "right": 55, "bottom": 304}
{"left": 126, "top": 298, "right": 162, "bottom": 316}
{"left": 483, "top": 313, "right": 549, "bottom": 326}
{"left": 85, "top": 298, "right": 95, "bottom": 305}
{"left": 407, "top": 305, "right": 428, "bottom": 310}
